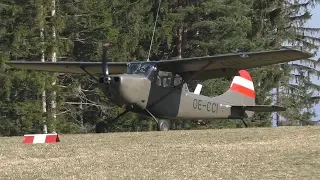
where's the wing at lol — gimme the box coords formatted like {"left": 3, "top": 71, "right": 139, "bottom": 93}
{"left": 155, "top": 49, "right": 312, "bottom": 80}
{"left": 6, "top": 49, "right": 311, "bottom": 80}
{"left": 6, "top": 61, "right": 128, "bottom": 75}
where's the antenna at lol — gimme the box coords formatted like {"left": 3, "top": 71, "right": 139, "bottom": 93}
{"left": 147, "top": 0, "right": 162, "bottom": 61}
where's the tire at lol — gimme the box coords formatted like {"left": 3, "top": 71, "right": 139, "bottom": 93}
{"left": 95, "top": 121, "right": 107, "bottom": 133}
{"left": 157, "top": 120, "right": 169, "bottom": 131}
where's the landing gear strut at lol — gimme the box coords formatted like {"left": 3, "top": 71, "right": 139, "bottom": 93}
{"left": 241, "top": 118, "right": 248, "bottom": 128}
{"left": 95, "top": 108, "right": 130, "bottom": 133}
{"left": 145, "top": 109, "right": 169, "bottom": 131}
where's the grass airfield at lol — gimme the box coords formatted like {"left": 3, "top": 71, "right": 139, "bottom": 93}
{"left": 1, "top": 126, "right": 320, "bottom": 179}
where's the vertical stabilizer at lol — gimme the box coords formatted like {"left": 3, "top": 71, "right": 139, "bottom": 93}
{"left": 213, "top": 70, "right": 255, "bottom": 106}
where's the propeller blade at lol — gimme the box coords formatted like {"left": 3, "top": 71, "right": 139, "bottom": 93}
{"left": 102, "top": 43, "right": 110, "bottom": 77}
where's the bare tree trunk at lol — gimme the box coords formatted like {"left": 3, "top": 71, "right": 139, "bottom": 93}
{"left": 276, "top": 84, "right": 279, "bottom": 126}
{"left": 40, "top": 4, "right": 47, "bottom": 134}
{"left": 78, "top": 84, "right": 84, "bottom": 127}
{"left": 51, "top": 0, "right": 57, "bottom": 126}
{"left": 177, "top": 27, "right": 183, "bottom": 59}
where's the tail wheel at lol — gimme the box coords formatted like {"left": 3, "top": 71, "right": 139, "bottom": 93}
{"left": 157, "top": 120, "right": 169, "bottom": 131}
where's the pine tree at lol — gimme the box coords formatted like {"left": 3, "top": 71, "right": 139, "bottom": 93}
{"left": 1, "top": 0, "right": 320, "bottom": 135}
{"left": 247, "top": 0, "right": 320, "bottom": 126}
{"left": 51, "top": 0, "right": 156, "bottom": 132}
{"left": 0, "top": 0, "right": 54, "bottom": 135}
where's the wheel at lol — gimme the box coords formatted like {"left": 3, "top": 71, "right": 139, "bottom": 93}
{"left": 157, "top": 120, "right": 169, "bottom": 131}
{"left": 95, "top": 121, "right": 107, "bottom": 133}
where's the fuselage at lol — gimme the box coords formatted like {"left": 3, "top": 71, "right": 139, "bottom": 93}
{"left": 103, "top": 74, "right": 245, "bottom": 120}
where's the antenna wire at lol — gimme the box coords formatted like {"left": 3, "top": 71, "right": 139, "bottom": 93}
{"left": 147, "top": 0, "right": 162, "bottom": 61}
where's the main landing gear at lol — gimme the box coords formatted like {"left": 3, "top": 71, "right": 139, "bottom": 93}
{"left": 145, "top": 109, "right": 169, "bottom": 131}
{"left": 157, "top": 120, "right": 169, "bottom": 131}
{"left": 95, "top": 108, "right": 130, "bottom": 133}
{"left": 95, "top": 106, "right": 170, "bottom": 133}
{"left": 241, "top": 119, "right": 248, "bottom": 128}
{"left": 95, "top": 115, "right": 170, "bottom": 133}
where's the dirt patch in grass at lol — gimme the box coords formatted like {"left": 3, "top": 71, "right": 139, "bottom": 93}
{"left": 1, "top": 126, "right": 320, "bottom": 180}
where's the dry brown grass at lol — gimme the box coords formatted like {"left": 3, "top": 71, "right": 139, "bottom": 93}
{"left": 1, "top": 126, "right": 320, "bottom": 180}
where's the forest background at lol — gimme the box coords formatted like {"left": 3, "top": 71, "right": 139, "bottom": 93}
{"left": 1, "top": 0, "right": 320, "bottom": 136}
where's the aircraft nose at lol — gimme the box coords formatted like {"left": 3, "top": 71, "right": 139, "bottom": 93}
{"left": 103, "top": 76, "right": 122, "bottom": 103}
{"left": 99, "top": 76, "right": 121, "bottom": 84}
{"left": 111, "top": 76, "right": 121, "bottom": 83}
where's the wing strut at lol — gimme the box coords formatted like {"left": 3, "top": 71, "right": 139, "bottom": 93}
{"left": 147, "top": 61, "right": 215, "bottom": 109}
{"left": 80, "top": 67, "right": 99, "bottom": 83}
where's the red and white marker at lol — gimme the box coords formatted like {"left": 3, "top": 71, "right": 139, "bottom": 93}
{"left": 229, "top": 70, "right": 255, "bottom": 99}
{"left": 22, "top": 133, "right": 60, "bottom": 144}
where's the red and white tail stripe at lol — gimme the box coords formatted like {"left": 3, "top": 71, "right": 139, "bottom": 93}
{"left": 229, "top": 70, "right": 255, "bottom": 99}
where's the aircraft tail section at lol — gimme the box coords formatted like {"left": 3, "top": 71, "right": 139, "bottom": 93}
{"left": 214, "top": 70, "right": 286, "bottom": 118}
{"left": 214, "top": 69, "right": 255, "bottom": 106}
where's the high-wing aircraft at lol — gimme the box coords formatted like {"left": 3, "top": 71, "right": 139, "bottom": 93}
{"left": 6, "top": 44, "right": 312, "bottom": 132}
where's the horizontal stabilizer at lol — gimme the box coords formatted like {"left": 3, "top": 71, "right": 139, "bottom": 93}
{"left": 242, "top": 105, "right": 286, "bottom": 112}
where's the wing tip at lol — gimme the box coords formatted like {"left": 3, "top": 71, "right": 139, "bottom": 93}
{"left": 282, "top": 48, "right": 314, "bottom": 59}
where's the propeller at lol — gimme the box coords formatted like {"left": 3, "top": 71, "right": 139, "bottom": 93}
{"left": 101, "top": 43, "right": 110, "bottom": 83}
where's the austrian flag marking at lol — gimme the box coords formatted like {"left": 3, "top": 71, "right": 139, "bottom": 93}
{"left": 22, "top": 133, "right": 60, "bottom": 144}
{"left": 230, "top": 70, "right": 255, "bottom": 99}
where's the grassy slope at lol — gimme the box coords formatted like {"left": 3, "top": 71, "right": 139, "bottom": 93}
{"left": 1, "top": 126, "right": 320, "bottom": 180}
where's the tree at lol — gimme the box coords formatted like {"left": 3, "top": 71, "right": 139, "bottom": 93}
{"left": 0, "top": 0, "right": 55, "bottom": 135}
{"left": 1, "top": 0, "right": 320, "bottom": 136}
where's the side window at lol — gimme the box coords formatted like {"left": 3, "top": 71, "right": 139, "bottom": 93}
{"left": 173, "top": 75, "right": 182, "bottom": 86}
{"left": 155, "top": 71, "right": 183, "bottom": 88}
{"left": 155, "top": 75, "right": 170, "bottom": 87}
{"left": 145, "top": 64, "right": 159, "bottom": 82}
{"left": 156, "top": 76, "right": 162, "bottom": 86}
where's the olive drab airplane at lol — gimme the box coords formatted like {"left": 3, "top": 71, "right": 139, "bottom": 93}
{"left": 6, "top": 44, "right": 312, "bottom": 132}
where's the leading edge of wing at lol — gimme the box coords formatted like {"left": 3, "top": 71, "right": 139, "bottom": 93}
{"left": 157, "top": 49, "right": 313, "bottom": 63}
{"left": 6, "top": 61, "right": 128, "bottom": 75}
{"left": 155, "top": 49, "right": 313, "bottom": 71}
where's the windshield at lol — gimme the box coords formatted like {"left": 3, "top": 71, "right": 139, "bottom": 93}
{"left": 127, "top": 63, "right": 140, "bottom": 74}
{"left": 127, "top": 62, "right": 159, "bottom": 81}
{"left": 127, "top": 62, "right": 155, "bottom": 74}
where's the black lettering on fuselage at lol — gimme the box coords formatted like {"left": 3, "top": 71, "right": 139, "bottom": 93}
{"left": 207, "top": 102, "right": 211, "bottom": 112}
{"left": 212, "top": 103, "right": 218, "bottom": 113}
{"left": 198, "top": 100, "right": 202, "bottom": 110}
{"left": 193, "top": 99, "right": 218, "bottom": 114}
{"left": 193, "top": 99, "right": 197, "bottom": 109}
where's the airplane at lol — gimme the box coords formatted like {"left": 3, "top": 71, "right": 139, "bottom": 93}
{"left": 6, "top": 43, "right": 312, "bottom": 132}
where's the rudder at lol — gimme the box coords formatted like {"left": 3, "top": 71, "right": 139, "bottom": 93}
{"left": 213, "top": 70, "right": 255, "bottom": 106}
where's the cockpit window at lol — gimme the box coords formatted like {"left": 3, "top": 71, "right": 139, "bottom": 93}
{"left": 145, "top": 65, "right": 158, "bottom": 81}
{"left": 127, "top": 63, "right": 140, "bottom": 74}
{"left": 127, "top": 62, "right": 182, "bottom": 87}
{"left": 155, "top": 72, "right": 183, "bottom": 88}
{"left": 127, "top": 62, "right": 159, "bottom": 81}
{"left": 136, "top": 64, "right": 152, "bottom": 74}
{"left": 127, "top": 62, "right": 155, "bottom": 74}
